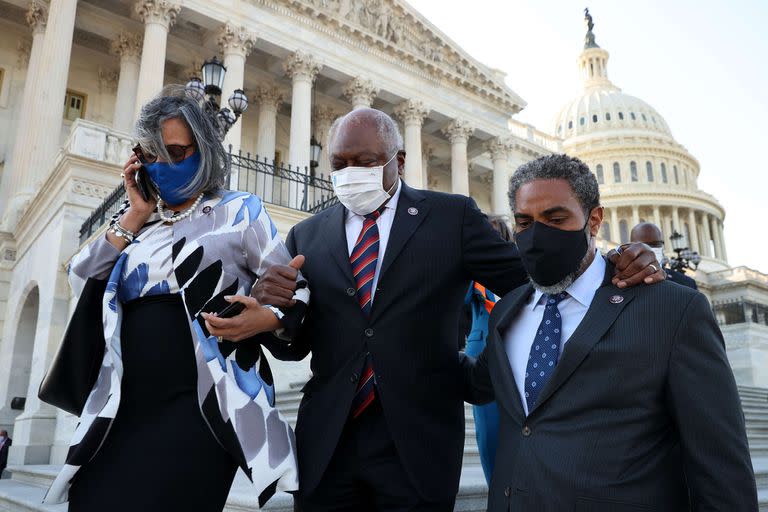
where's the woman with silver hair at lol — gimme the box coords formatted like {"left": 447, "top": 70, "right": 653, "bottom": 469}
{"left": 45, "top": 86, "right": 308, "bottom": 511}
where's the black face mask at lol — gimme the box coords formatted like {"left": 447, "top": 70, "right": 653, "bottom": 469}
{"left": 514, "top": 220, "right": 590, "bottom": 287}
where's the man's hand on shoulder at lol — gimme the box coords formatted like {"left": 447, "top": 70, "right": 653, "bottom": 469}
{"left": 607, "top": 243, "right": 666, "bottom": 288}
{"left": 251, "top": 255, "right": 305, "bottom": 307}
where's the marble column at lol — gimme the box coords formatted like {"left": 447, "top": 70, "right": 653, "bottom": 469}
{"left": 442, "top": 119, "right": 474, "bottom": 196}
{"left": 393, "top": 99, "right": 429, "bottom": 189}
{"left": 133, "top": 0, "right": 180, "bottom": 116}
{"left": 421, "top": 144, "right": 433, "bottom": 189}
{"left": 687, "top": 209, "right": 700, "bottom": 254}
{"left": 284, "top": 51, "right": 320, "bottom": 208}
{"left": 110, "top": 32, "right": 142, "bottom": 134}
{"left": 716, "top": 220, "right": 728, "bottom": 262}
{"left": 653, "top": 205, "right": 662, "bottom": 232}
{"left": 0, "top": 0, "right": 47, "bottom": 228}
{"left": 313, "top": 105, "right": 339, "bottom": 176}
{"left": 485, "top": 137, "right": 513, "bottom": 216}
{"left": 672, "top": 206, "right": 681, "bottom": 236}
{"left": 702, "top": 213, "right": 713, "bottom": 257}
{"left": 253, "top": 86, "right": 283, "bottom": 203}
{"left": 218, "top": 23, "right": 255, "bottom": 159}
{"left": 343, "top": 76, "right": 378, "bottom": 110}
{"left": 631, "top": 205, "right": 640, "bottom": 229}
{"left": 610, "top": 208, "right": 620, "bottom": 244}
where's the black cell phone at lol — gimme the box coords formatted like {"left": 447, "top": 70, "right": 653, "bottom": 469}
{"left": 216, "top": 301, "right": 246, "bottom": 318}
{"left": 134, "top": 166, "right": 158, "bottom": 202}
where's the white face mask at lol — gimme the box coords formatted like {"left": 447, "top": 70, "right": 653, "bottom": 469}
{"left": 331, "top": 153, "right": 398, "bottom": 216}
{"left": 651, "top": 247, "right": 666, "bottom": 265}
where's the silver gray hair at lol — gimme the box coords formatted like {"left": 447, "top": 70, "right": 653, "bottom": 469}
{"left": 327, "top": 108, "right": 404, "bottom": 157}
{"left": 134, "top": 85, "right": 230, "bottom": 197}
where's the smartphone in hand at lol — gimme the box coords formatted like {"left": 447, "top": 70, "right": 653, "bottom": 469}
{"left": 134, "top": 166, "right": 159, "bottom": 202}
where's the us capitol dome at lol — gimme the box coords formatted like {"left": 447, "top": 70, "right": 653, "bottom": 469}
{"left": 553, "top": 11, "right": 728, "bottom": 271}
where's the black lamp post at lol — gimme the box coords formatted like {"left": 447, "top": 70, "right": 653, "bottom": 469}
{"left": 185, "top": 57, "right": 248, "bottom": 141}
{"left": 669, "top": 229, "right": 701, "bottom": 273}
{"left": 309, "top": 135, "right": 322, "bottom": 169}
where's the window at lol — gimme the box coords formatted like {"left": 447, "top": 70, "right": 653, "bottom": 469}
{"left": 596, "top": 164, "right": 604, "bottom": 184}
{"left": 646, "top": 161, "right": 654, "bottom": 182}
{"left": 568, "top": 120, "right": 573, "bottom": 129}
{"left": 641, "top": 113, "right": 647, "bottom": 121}
{"left": 619, "top": 220, "right": 629, "bottom": 244}
{"left": 630, "top": 161, "right": 638, "bottom": 182}
{"left": 580, "top": 117, "right": 585, "bottom": 126}
{"left": 673, "top": 165, "right": 679, "bottom": 184}
{"left": 612, "top": 162, "right": 621, "bottom": 183}
{"left": 618, "top": 112, "right": 624, "bottom": 120}
{"left": 601, "top": 221, "right": 611, "bottom": 241}
{"left": 652, "top": 116, "right": 657, "bottom": 124}
{"left": 592, "top": 114, "right": 598, "bottom": 123}
{"left": 557, "top": 125, "right": 562, "bottom": 135}
{"left": 605, "top": 112, "right": 611, "bottom": 121}
{"left": 64, "top": 90, "right": 87, "bottom": 121}
{"left": 630, "top": 112, "right": 636, "bottom": 120}
{"left": 661, "top": 163, "right": 668, "bottom": 183}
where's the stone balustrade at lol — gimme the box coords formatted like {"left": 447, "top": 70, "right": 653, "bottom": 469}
{"left": 62, "top": 118, "right": 133, "bottom": 166}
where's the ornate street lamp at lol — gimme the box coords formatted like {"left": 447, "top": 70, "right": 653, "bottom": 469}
{"left": 309, "top": 135, "right": 322, "bottom": 169}
{"left": 185, "top": 57, "right": 248, "bottom": 142}
{"left": 668, "top": 229, "right": 700, "bottom": 273}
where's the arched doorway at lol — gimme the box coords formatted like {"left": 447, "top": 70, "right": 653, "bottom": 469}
{"left": 7, "top": 287, "right": 39, "bottom": 423}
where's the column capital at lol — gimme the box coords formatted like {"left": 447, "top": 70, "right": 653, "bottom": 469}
{"left": 134, "top": 0, "right": 181, "bottom": 29}
{"left": 111, "top": 31, "right": 143, "bottom": 60}
{"left": 254, "top": 86, "right": 284, "bottom": 110}
{"left": 283, "top": 50, "right": 321, "bottom": 83}
{"left": 442, "top": 118, "right": 474, "bottom": 144}
{"left": 343, "top": 76, "right": 378, "bottom": 108}
{"left": 393, "top": 99, "right": 429, "bottom": 125}
{"left": 26, "top": 0, "right": 48, "bottom": 35}
{"left": 217, "top": 23, "right": 256, "bottom": 58}
{"left": 484, "top": 136, "right": 513, "bottom": 160}
{"left": 314, "top": 105, "right": 340, "bottom": 125}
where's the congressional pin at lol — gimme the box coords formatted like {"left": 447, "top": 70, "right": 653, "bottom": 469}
{"left": 609, "top": 295, "right": 624, "bottom": 304}
{"left": 202, "top": 205, "right": 212, "bottom": 214}
{"left": 408, "top": 207, "right": 419, "bottom": 216}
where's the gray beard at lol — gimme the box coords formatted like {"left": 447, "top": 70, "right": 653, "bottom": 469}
{"left": 529, "top": 271, "right": 577, "bottom": 296}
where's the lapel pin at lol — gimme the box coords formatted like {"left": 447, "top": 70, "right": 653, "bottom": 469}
{"left": 202, "top": 205, "right": 212, "bottom": 214}
{"left": 408, "top": 207, "right": 418, "bottom": 216}
{"left": 609, "top": 295, "right": 624, "bottom": 304}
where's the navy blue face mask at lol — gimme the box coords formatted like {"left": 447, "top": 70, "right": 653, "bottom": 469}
{"left": 144, "top": 151, "right": 201, "bottom": 206}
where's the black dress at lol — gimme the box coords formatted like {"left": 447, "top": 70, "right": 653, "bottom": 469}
{"left": 68, "top": 294, "right": 238, "bottom": 511}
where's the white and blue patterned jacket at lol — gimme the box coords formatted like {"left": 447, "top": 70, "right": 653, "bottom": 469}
{"left": 45, "top": 190, "right": 309, "bottom": 506}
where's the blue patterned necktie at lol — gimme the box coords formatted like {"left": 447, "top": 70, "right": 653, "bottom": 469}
{"left": 524, "top": 292, "right": 568, "bottom": 412}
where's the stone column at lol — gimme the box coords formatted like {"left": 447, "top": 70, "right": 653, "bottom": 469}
{"left": 442, "top": 119, "right": 474, "bottom": 196}
{"left": 133, "top": 0, "right": 180, "bottom": 116}
{"left": 252, "top": 86, "right": 283, "bottom": 202}
{"left": 421, "top": 144, "right": 433, "bottom": 189}
{"left": 218, "top": 23, "right": 256, "bottom": 159}
{"left": 631, "top": 205, "right": 640, "bottom": 229}
{"left": 485, "top": 137, "right": 513, "bottom": 216}
{"left": 701, "top": 213, "right": 713, "bottom": 257}
{"left": 653, "top": 205, "right": 662, "bottom": 232}
{"left": 393, "top": 99, "right": 429, "bottom": 188}
{"left": 672, "top": 206, "right": 681, "bottom": 236}
{"left": 313, "top": 105, "right": 339, "bottom": 176}
{"left": 343, "top": 76, "right": 378, "bottom": 110}
{"left": 610, "top": 208, "right": 620, "bottom": 244}
{"left": 0, "top": 0, "right": 47, "bottom": 227}
{"left": 110, "top": 32, "right": 142, "bottom": 133}
{"left": 284, "top": 51, "right": 320, "bottom": 208}
{"left": 716, "top": 220, "right": 728, "bottom": 262}
{"left": 687, "top": 209, "right": 700, "bottom": 254}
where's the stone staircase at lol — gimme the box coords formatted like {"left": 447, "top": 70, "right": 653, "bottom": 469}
{"left": 3, "top": 385, "right": 768, "bottom": 511}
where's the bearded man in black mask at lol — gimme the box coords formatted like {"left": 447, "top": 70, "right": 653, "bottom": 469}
{"left": 464, "top": 154, "right": 757, "bottom": 512}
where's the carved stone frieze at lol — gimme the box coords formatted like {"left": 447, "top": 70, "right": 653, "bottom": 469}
{"left": 218, "top": 23, "right": 257, "bottom": 57}
{"left": 71, "top": 180, "right": 115, "bottom": 199}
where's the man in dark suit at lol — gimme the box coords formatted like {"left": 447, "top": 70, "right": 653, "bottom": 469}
{"left": 0, "top": 430, "right": 11, "bottom": 478}
{"left": 631, "top": 221, "right": 698, "bottom": 289}
{"left": 465, "top": 154, "right": 757, "bottom": 511}
{"left": 212, "top": 109, "right": 663, "bottom": 511}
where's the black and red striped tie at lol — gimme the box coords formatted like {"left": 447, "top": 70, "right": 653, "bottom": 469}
{"left": 349, "top": 208, "right": 383, "bottom": 419}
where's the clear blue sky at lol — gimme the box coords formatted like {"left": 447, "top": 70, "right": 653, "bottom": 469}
{"left": 408, "top": 0, "right": 768, "bottom": 272}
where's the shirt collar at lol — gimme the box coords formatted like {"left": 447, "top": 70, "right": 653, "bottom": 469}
{"left": 530, "top": 250, "right": 606, "bottom": 310}
{"left": 345, "top": 178, "right": 402, "bottom": 220}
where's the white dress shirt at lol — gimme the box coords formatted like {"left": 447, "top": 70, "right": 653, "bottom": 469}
{"left": 503, "top": 251, "right": 606, "bottom": 415}
{"left": 344, "top": 179, "right": 402, "bottom": 304}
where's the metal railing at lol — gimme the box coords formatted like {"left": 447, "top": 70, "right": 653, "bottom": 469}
{"left": 78, "top": 153, "right": 337, "bottom": 245}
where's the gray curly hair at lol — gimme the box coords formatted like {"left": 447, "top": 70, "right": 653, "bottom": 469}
{"left": 134, "top": 85, "right": 230, "bottom": 197}
{"left": 508, "top": 154, "right": 600, "bottom": 215}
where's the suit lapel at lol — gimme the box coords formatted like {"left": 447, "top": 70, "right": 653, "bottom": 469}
{"left": 377, "top": 183, "right": 429, "bottom": 279}
{"left": 324, "top": 204, "right": 355, "bottom": 285}
{"left": 489, "top": 286, "right": 534, "bottom": 423}
{"left": 529, "top": 260, "right": 638, "bottom": 415}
